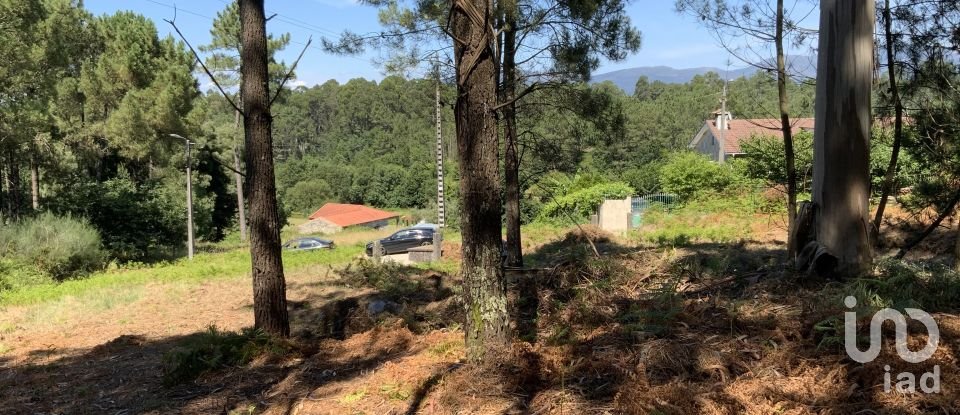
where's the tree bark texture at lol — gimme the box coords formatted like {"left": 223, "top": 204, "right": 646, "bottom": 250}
{"left": 451, "top": 0, "right": 510, "bottom": 362}
{"left": 240, "top": 0, "right": 289, "bottom": 337}
{"left": 811, "top": 0, "right": 875, "bottom": 276}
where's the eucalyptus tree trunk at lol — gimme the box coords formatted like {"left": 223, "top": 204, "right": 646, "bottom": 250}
{"left": 872, "top": 0, "right": 904, "bottom": 237}
{"left": 451, "top": 0, "right": 510, "bottom": 362}
{"left": 502, "top": 1, "right": 522, "bottom": 269}
{"left": 240, "top": 0, "right": 289, "bottom": 337}
{"left": 776, "top": 0, "right": 797, "bottom": 259}
{"left": 809, "top": 0, "right": 875, "bottom": 276}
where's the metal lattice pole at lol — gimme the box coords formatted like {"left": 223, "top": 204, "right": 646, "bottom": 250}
{"left": 435, "top": 65, "right": 445, "bottom": 228}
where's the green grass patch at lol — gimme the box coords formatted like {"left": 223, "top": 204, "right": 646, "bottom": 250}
{"left": 841, "top": 259, "right": 960, "bottom": 313}
{"left": 339, "top": 390, "right": 368, "bottom": 404}
{"left": 635, "top": 193, "right": 770, "bottom": 246}
{"left": 380, "top": 382, "right": 412, "bottom": 401}
{"left": 428, "top": 339, "right": 464, "bottom": 357}
{"left": 0, "top": 244, "right": 363, "bottom": 307}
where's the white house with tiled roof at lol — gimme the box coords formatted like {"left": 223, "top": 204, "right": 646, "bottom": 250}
{"left": 689, "top": 111, "right": 815, "bottom": 162}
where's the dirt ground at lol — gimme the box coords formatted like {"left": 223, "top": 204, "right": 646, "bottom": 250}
{"left": 2, "top": 216, "right": 960, "bottom": 414}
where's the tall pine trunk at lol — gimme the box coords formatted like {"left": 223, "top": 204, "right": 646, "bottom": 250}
{"left": 872, "top": 0, "right": 904, "bottom": 237}
{"left": 810, "top": 0, "right": 874, "bottom": 276}
{"left": 502, "top": 1, "right": 522, "bottom": 268}
{"left": 240, "top": 0, "right": 289, "bottom": 337}
{"left": 233, "top": 143, "right": 248, "bottom": 243}
{"left": 30, "top": 149, "right": 39, "bottom": 211}
{"left": 452, "top": 0, "right": 510, "bottom": 362}
{"left": 776, "top": 0, "right": 797, "bottom": 259}
{"left": 234, "top": 104, "right": 248, "bottom": 243}
{"left": 954, "top": 208, "right": 960, "bottom": 271}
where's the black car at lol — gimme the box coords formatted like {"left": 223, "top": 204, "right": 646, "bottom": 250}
{"left": 366, "top": 227, "right": 435, "bottom": 256}
{"left": 282, "top": 237, "right": 335, "bottom": 251}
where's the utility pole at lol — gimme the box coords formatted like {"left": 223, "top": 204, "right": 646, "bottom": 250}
{"left": 435, "top": 61, "right": 445, "bottom": 228}
{"left": 718, "top": 78, "right": 728, "bottom": 163}
{"left": 170, "top": 134, "right": 195, "bottom": 260}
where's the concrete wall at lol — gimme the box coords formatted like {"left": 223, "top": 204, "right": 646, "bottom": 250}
{"left": 298, "top": 218, "right": 342, "bottom": 235}
{"left": 598, "top": 197, "right": 632, "bottom": 233}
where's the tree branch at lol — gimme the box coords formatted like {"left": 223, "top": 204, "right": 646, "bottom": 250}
{"left": 271, "top": 36, "right": 312, "bottom": 106}
{"left": 164, "top": 17, "right": 242, "bottom": 114}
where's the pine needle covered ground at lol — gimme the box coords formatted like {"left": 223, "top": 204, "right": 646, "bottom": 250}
{"left": 2, "top": 219, "right": 959, "bottom": 414}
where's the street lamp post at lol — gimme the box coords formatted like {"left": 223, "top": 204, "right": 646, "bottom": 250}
{"left": 169, "top": 134, "right": 195, "bottom": 260}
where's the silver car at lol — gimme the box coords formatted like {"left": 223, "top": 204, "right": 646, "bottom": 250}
{"left": 282, "top": 237, "right": 335, "bottom": 251}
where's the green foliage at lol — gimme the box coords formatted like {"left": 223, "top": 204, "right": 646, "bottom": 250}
{"left": 738, "top": 128, "right": 922, "bottom": 198}
{"left": 658, "top": 152, "right": 741, "bottom": 199}
{"left": 537, "top": 181, "right": 634, "bottom": 221}
{"left": 738, "top": 130, "right": 814, "bottom": 191}
{"left": 162, "top": 326, "right": 288, "bottom": 386}
{"left": 0, "top": 213, "right": 106, "bottom": 281}
{"left": 845, "top": 259, "right": 960, "bottom": 312}
{"left": 50, "top": 175, "right": 186, "bottom": 262}
{"left": 621, "top": 164, "right": 663, "bottom": 194}
{"left": 270, "top": 77, "right": 445, "bottom": 210}
{"left": 285, "top": 179, "right": 333, "bottom": 216}
{"left": 637, "top": 191, "right": 772, "bottom": 246}
{"left": 0, "top": 259, "right": 52, "bottom": 293}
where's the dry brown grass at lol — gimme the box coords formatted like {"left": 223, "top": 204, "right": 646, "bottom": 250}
{"left": 4, "top": 224, "right": 960, "bottom": 414}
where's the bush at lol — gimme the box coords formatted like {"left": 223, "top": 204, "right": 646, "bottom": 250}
{"left": 738, "top": 128, "right": 921, "bottom": 199}
{"left": 284, "top": 179, "right": 333, "bottom": 216}
{"left": 738, "top": 130, "right": 814, "bottom": 191}
{"left": 0, "top": 259, "right": 52, "bottom": 292}
{"left": 49, "top": 175, "right": 186, "bottom": 262}
{"left": 0, "top": 213, "right": 107, "bottom": 281}
{"left": 537, "top": 181, "right": 635, "bottom": 221}
{"left": 658, "top": 152, "right": 740, "bottom": 199}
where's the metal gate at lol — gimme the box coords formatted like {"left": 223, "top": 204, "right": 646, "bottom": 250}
{"left": 630, "top": 193, "right": 677, "bottom": 228}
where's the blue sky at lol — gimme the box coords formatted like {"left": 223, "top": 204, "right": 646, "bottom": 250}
{"left": 85, "top": 0, "right": 816, "bottom": 87}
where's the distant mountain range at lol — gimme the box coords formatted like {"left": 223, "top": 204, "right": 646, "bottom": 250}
{"left": 592, "top": 55, "right": 817, "bottom": 93}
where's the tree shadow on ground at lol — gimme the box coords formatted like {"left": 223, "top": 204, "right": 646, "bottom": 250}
{"left": 0, "top": 262, "right": 460, "bottom": 414}
{"left": 5, "top": 233, "right": 959, "bottom": 414}
{"left": 498, "top": 232, "right": 960, "bottom": 414}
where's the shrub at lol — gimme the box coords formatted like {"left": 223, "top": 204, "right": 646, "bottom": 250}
{"left": 621, "top": 164, "right": 663, "bottom": 195}
{"left": 738, "top": 130, "right": 814, "bottom": 192}
{"left": 658, "top": 152, "right": 740, "bottom": 199}
{"left": 738, "top": 128, "right": 922, "bottom": 198}
{"left": 284, "top": 179, "right": 333, "bottom": 216}
{"left": 49, "top": 175, "right": 186, "bottom": 262}
{"left": 0, "top": 259, "right": 52, "bottom": 292}
{"left": 537, "top": 181, "right": 635, "bottom": 221}
{"left": 1, "top": 213, "right": 107, "bottom": 281}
